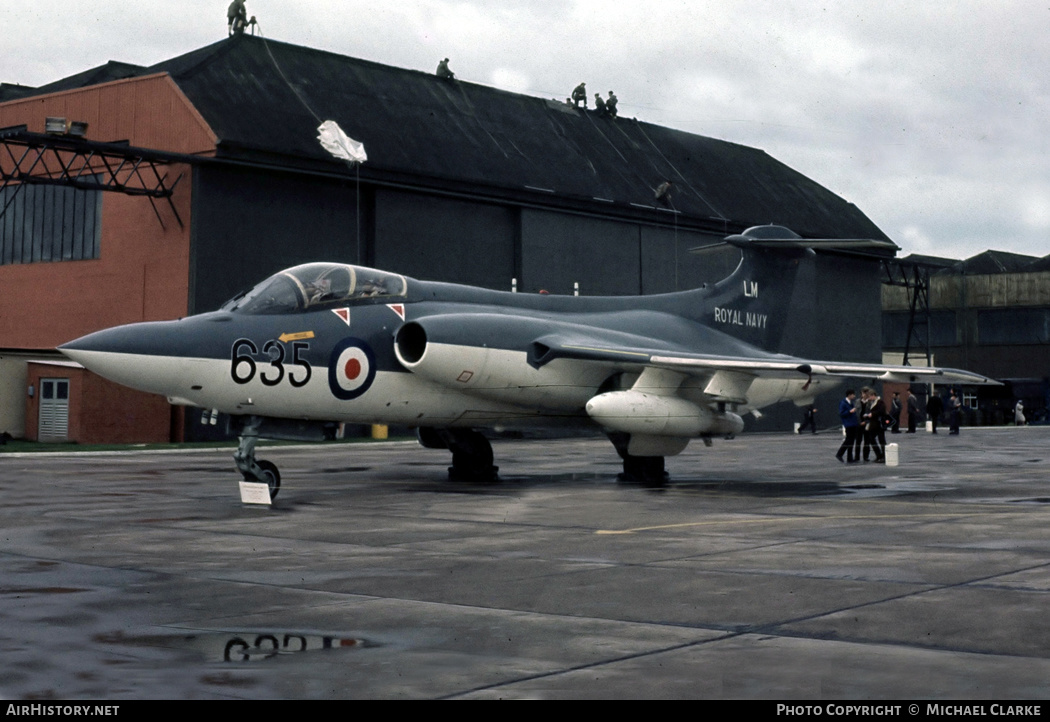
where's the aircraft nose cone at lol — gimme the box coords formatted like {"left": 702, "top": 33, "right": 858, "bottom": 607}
{"left": 60, "top": 321, "right": 187, "bottom": 396}
{"left": 60, "top": 329, "right": 110, "bottom": 358}
{"left": 61, "top": 321, "right": 166, "bottom": 356}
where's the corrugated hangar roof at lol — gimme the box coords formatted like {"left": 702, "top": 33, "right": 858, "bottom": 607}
{"left": 897, "top": 253, "right": 960, "bottom": 269}
{"left": 947, "top": 250, "right": 1039, "bottom": 275}
{"left": 902, "top": 250, "right": 1049, "bottom": 276}
{"left": 0, "top": 83, "right": 39, "bottom": 103}
{"left": 1023, "top": 255, "right": 1050, "bottom": 272}
{"left": 13, "top": 35, "right": 889, "bottom": 241}
{"left": 28, "top": 60, "right": 146, "bottom": 96}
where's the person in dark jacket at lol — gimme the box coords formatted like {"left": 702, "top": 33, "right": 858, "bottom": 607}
{"left": 926, "top": 393, "right": 944, "bottom": 433}
{"left": 906, "top": 390, "right": 922, "bottom": 433}
{"left": 861, "top": 387, "right": 886, "bottom": 463}
{"left": 799, "top": 404, "right": 818, "bottom": 434}
{"left": 436, "top": 58, "right": 456, "bottom": 80}
{"left": 835, "top": 390, "right": 860, "bottom": 463}
{"left": 228, "top": 0, "right": 247, "bottom": 35}
{"left": 948, "top": 391, "right": 962, "bottom": 435}
{"left": 890, "top": 392, "right": 902, "bottom": 433}
{"left": 571, "top": 83, "right": 587, "bottom": 108}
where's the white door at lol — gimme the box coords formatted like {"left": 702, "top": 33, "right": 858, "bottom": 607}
{"left": 38, "top": 378, "right": 70, "bottom": 441}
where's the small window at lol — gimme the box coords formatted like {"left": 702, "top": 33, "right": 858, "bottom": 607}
{"left": 1, "top": 180, "right": 102, "bottom": 265}
{"left": 977, "top": 308, "right": 1050, "bottom": 345}
{"left": 882, "top": 311, "right": 958, "bottom": 347}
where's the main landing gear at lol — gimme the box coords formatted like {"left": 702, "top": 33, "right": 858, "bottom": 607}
{"left": 234, "top": 418, "right": 281, "bottom": 500}
{"left": 417, "top": 427, "right": 499, "bottom": 483}
{"left": 607, "top": 432, "right": 669, "bottom": 488}
{"left": 417, "top": 427, "right": 670, "bottom": 487}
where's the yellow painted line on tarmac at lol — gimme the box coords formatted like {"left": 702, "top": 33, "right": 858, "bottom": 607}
{"left": 596, "top": 512, "right": 994, "bottom": 535}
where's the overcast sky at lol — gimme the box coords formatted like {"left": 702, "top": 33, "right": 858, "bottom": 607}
{"left": 4, "top": 1, "right": 1049, "bottom": 260}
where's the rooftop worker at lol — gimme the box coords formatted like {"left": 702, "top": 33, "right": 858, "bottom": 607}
{"left": 436, "top": 58, "right": 456, "bottom": 81}
{"left": 606, "top": 90, "right": 618, "bottom": 118}
{"left": 594, "top": 93, "right": 606, "bottom": 115}
{"left": 571, "top": 82, "right": 587, "bottom": 108}
{"left": 654, "top": 180, "right": 673, "bottom": 206}
{"left": 228, "top": 0, "right": 248, "bottom": 36}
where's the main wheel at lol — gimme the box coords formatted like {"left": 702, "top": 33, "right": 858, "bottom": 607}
{"left": 619, "top": 455, "right": 669, "bottom": 488}
{"left": 256, "top": 459, "right": 281, "bottom": 500}
{"left": 446, "top": 430, "right": 498, "bottom": 483}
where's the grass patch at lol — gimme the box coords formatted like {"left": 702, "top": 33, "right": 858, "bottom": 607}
{"left": 0, "top": 436, "right": 415, "bottom": 454}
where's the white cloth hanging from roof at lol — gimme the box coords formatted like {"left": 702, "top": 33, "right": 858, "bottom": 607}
{"left": 317, "top": 120, "right": 367, "bottom": 164}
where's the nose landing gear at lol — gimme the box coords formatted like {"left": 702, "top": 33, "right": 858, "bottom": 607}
{"left": 234, "top": 420, "right": 281, "bottom": 500}
{"left": 228, "top": 415, "right": 341, "bottom": 501}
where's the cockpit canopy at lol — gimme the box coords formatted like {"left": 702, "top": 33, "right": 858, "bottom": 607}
{"left": 223, "top": 263, "right": 408, "bottom": 314}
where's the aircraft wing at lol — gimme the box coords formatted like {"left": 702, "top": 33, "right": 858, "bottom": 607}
{"left": 649, "top": 355, "right": 1000, "bottom": 386}
{"left": 529, "top": 333, "right": 1001, "bottom": 387}
{"left": 397, "top": 313, "right": 999, "bottom": 423}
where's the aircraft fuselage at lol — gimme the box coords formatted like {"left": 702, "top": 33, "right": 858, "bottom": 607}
{"left": 64, "top": 289, "right": 818, "bottom": 431}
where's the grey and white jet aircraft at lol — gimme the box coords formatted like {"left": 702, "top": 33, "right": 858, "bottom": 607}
{"left": 60, "top": 226, "right": 998, "bottom": 497}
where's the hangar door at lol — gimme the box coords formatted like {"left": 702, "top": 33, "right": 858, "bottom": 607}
{"left": 38, "top": 378, "right": 69, "bottom": 441}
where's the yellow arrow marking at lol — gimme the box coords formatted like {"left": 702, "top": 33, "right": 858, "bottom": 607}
{"left": 279, "top": 331, "right": 315, "bottom": 343}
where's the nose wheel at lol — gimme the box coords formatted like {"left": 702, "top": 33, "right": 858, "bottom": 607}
{"left": 254, "top": 459, "right": 281, "bottom": 500}
{"left": 234, "top": 425, "right": 281, "bottom": 500}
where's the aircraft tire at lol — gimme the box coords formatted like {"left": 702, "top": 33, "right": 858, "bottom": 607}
{"left": 446, "top": 430, "right": 499, "bottom": 483}
{"left": 618, "top": 455, "right": 669, "bottom": 489}
{"left": 257, "top": 460, "right": 281, "bottom": 500}
{"left": 416, "top": 426, "right": 449, "bottom": 449}
{"left": 607, "top": 433, "right": 669, "bottom": 488}
{"left": 447, "top": 463, "right": 500, "bottom": 484}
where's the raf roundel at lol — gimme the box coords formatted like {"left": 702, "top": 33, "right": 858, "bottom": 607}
{"left": 328, "top": 337, "right": 377, "bottom": 400}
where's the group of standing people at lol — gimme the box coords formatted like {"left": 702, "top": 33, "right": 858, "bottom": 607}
{"left": 877, "top": 389, "right": 955, "bottom": 434}
{"left": 834, "top": 386, "right": 973, "bottom": 463}
{"left": 828, "top": 386, "right": 1031, "bottom": 463}
{"left": 885, "top": 388, "right": 956, "bottom": 434}
{"left": 835, "top": 387, "right": 888, "bottom": 464}
{"left": 925, "top": 391, "right": 963, "bottom": 435}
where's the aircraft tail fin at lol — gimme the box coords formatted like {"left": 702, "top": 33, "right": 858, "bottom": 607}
{"left": 689, "top": 225, "right": 898, "bottom": 354}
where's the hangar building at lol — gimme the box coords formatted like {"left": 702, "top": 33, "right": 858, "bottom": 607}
{"left": 883, "top": 250, "right": 1050, "bottom": 425}
{"left": 0, "top": 34, "right": 891, "bottom": 443}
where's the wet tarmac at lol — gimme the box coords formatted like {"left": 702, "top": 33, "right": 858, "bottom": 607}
{"left": 2, "top": 426, "right": 1049, "bottom": 699}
